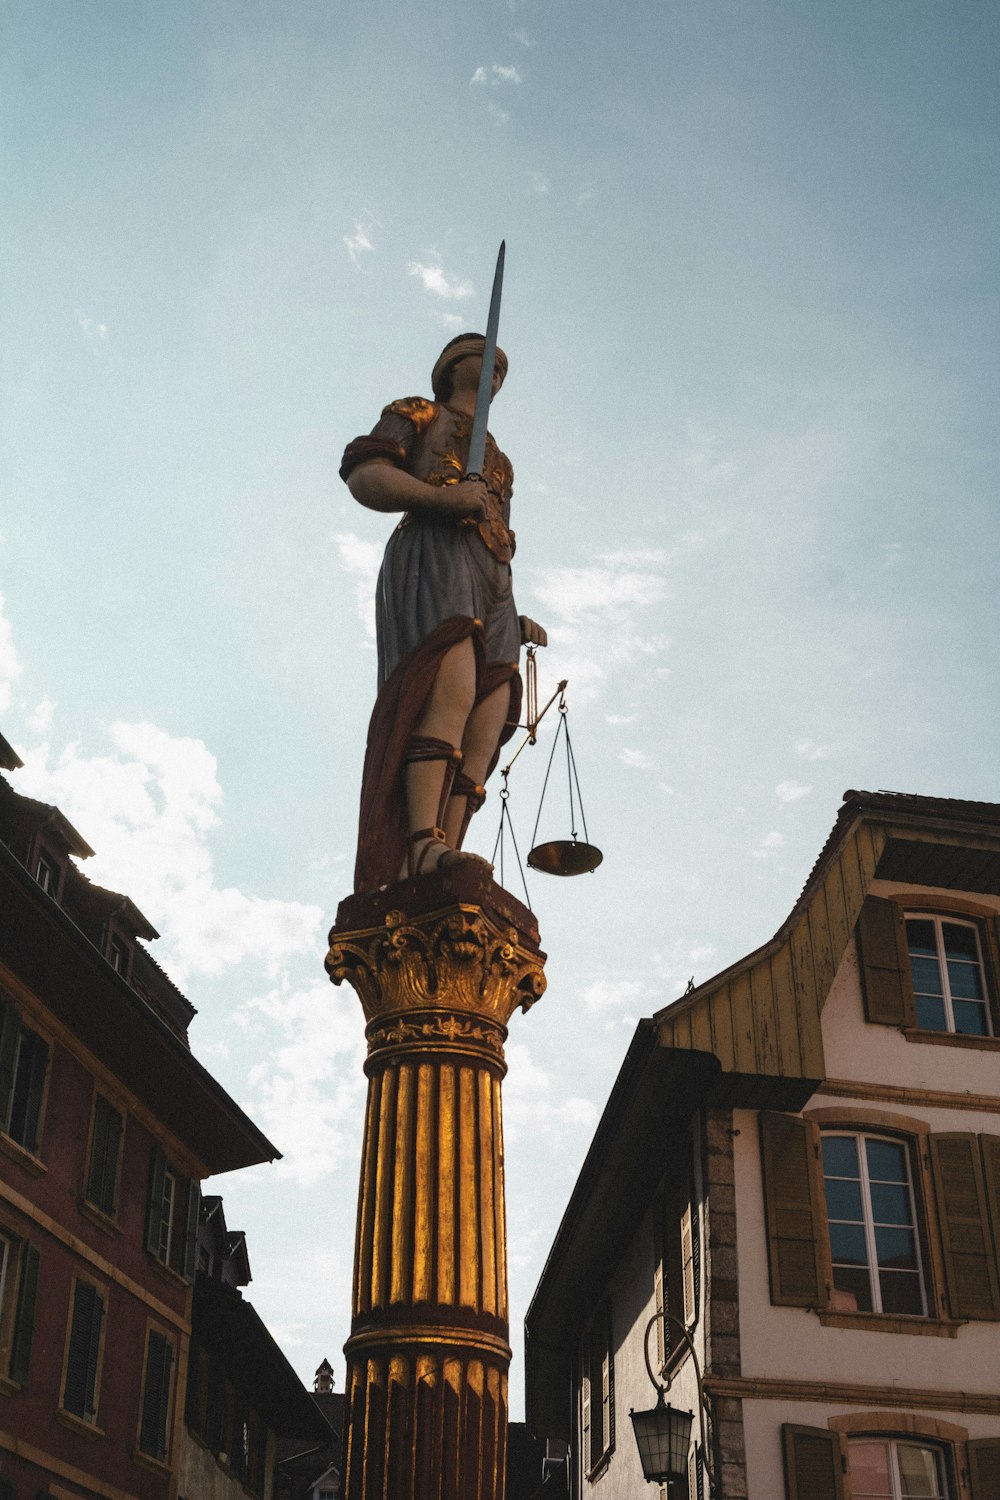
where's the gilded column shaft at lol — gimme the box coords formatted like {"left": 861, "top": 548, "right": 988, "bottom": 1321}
{"left": 327, "top": 871, "right": 544, "bottom": 1500}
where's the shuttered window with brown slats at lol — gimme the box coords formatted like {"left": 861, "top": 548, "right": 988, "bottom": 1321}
{"left": 782, "top": 1424, "right": 845, "bottom": 1500}
{"left": 856, "top": 897, "right": 912, "bottom": 1026}
{"left": 760, "top": 1113, "right": 826, "bottom": 1307}
{"left": 928, "top": 1133, "right": 1000, "bottom": 1320}
{"left": 968, "top": 1439, "right": 1000, "bottom": 1500}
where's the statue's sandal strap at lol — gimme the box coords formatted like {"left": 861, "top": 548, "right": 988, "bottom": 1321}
{"left": 450, "top": 772, "right": 487, "bottom": 849}
{"left": 405, "top": 825, "right": 447, "bottom": 878}
{"left": 402, "top": 738, "right": 464, "bottom": 859}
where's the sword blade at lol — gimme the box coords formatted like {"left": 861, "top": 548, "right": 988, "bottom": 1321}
{"left": 465, "top": 240, "right": 505, "bottom": 476}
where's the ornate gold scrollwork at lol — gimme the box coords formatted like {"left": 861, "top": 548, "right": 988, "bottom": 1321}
{"left": 327, "top": 901, "right": 546, "bottom": 1026}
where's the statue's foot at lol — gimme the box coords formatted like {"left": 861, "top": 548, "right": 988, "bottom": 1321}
{"left": 402, "top": 827, "right": 494, "bottom": 882}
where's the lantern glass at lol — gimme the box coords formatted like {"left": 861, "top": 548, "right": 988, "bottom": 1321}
{"left": 629, "top": 1398, "right": 694, "bottom": 1483}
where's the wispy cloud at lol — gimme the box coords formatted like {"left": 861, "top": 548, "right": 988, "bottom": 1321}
{"left": 795, "top": 737, "right": 831, "bottom": 761}
{"left": 239, "top": 978, "right": 368, "bottom": 1186}
{"left": 510, "top": 27, "right": 532, "bottom": 47}
{"left": 333, "top": 531, "right": 383, "bottom": 642}
{"left": 502, "top": 1042, "right": 598, "bottom": 1142}
{"left": 620, "top": 748, "right": 652, "bottom": 769}
{"left": 75, "top": 309, "right": 108, "bottom": 340}
{"left": 753, "top": 830, "right": 786, "bottom": 859}
{"left": 471, "top": 63, "right": 522, "bottom": 86}
{"left": 407, "top": 261, "right": 474, "bottom": 300}
{"left": 530, "top": 171, "right": 550, "bottom": 195}
{"left": 487, "top": 102, "right": 510, "bottom": 125}
{"left": 14, "top": 722, "right": 323, "bottom": 982}
{"left": 0, "top": 594, "right": 24, "bottom": 711}
{"left": 27, "top": 695, "right": 55, "bottom": 734}
{"left": 775, "top": 780, "right": 812, "bottom": 802}
{"left": 343, "top": 212, "right": 379, "bottom": 266}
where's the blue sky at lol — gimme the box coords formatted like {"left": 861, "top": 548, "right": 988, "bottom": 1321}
{"left": 2, "top": 0, "right": 998, "bottom": 1415}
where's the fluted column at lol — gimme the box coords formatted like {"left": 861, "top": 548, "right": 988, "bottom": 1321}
{"left": 326, "top": 866, "right": 545, "bottom": 1500}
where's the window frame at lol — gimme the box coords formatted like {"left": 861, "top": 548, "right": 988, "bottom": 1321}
{"left": 0, "top": 994, "right": 51, "bottom": 1159}
{"left": 821, "top": 1128, "right": 929, "bottom": 1318}
{"left": 846, "top": 1434, "right": 953, "bottom": 1499}
{"left": 653, "top": 1127, "right": 701, "bottom": 1375}
{"left": 83, "top": 1090, "right": 125, "bottom": 1222}
{"left": 137, "top": 1321, "right": 177, "bottom": 1465}
{"left": 579, "top": 1299, "right": 615, "bottom": 1478}
{"left": 59, "top": 1273, "right": 108, "bottom": 1429}
{"left": 904, "top": 912, "right": 994, "bottom": 1037}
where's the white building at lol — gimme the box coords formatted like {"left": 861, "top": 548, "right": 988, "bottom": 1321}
{"left": 525, "top": 790, "right": 1000, "bottom": 1500}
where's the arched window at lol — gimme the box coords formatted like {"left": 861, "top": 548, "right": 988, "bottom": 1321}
{"left": 905, "top": 914, "right": 992, "bottom": 1035}
{"left": 848, "top": 1437, "right": 951, "bottom": 1499}
{"left": 821, "top": 1132, "right": 925, "bottom": 1315}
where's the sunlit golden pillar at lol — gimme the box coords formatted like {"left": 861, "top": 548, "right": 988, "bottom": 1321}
{"left": 326, "top": 864, "right": 546, "bottom": 1500}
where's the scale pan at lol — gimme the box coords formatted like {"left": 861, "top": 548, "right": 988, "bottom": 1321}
{"left": 527, "top": 840, "right": 603, "bottom": 876}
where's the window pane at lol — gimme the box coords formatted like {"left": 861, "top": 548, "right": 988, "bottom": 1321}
{"left": 832, "top": 1265, "right": 873, "bottom": 1312}
{"left": 947, "top": 959, "right": 983, "bottom": 1000}
{"left": 850, "top": 1440, "right": 892, "bottom": 1498}
{"left": 830, "top": 1223, "right": 868, "bottom": 1266}
{"left": 824, "top": 1178, "right": 863, "bottom": 1220}
{"left": 906, "top": 919, "right": 937, "bottom": 957}
{"left": 869, "top": 1181, "right": 911, "bottom": 1225}
{"left": 952, "top": 999, "right": 989, "bottom": 1035}
{"left": 822, "top": 1136, "right": 859, "bottom": 1177}
{"left": 875, "top": 1226, "right": 918, "bottom": 1270}
{"left": 915, "top": 994, "right": 947, "bottom": 1030}
{"left": 909, "top": 955, "right": 944, "bottom": 995}
{"left": 865, "top": 1139, "right": 907, "bottom": 1183}
{"left": 879, "top": 1268, "right": 924, "bottom": 1315}
{"left": 898, "top": 1443, "right": 945, "bottom": 1498}
{"left": 942, "top": 923, "right": 977, "bottom": 961}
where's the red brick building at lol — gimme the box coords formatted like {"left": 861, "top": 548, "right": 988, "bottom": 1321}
{"left": 0, "top": 731, "right": 289, "bottom": 1499}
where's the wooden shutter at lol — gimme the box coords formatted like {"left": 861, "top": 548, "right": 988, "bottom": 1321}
{"left": 63, "top": 1281, "right": 104, "bottom": 1420}
{"left": 0, "top": 999, "right": 20, "bottom": 1132}
{"left": 760, "top": 1113, "right": 825, "bottom": 1307}
{"left": 182, "top": 1180, "right": 201, "bottom": 1283}
{"left": 653, "top": 1195, "right": 665, "bottom": 1367}
{"left": 929, "top": 1133, "right": 1000, "bottom": 1319}
{"left": 605, "top": 1302, "right": 615, "bottom": 1453}
{"left": 9, "top": 1240, "right": 40, "bottom": 1385}
{"left": 856, "top": 897, "right": 912, "bottom": 1026}
{"left": 145, "top": 1145, "right": 167, "bottom": 1256}
{"left": 782, "top": 1425, "right": 845, "bottom": 1500}
{"left": 968, "top": 1439, "right": 1000, "bottom": 1500}
{"left": 86, "top": 1096, "right": 123, "bottom": 1216}
{"left": 139, "top": 1329, "right": 174, "bottom": 1459}
{"left": 18, "top": 1030, "right": 48, "bottom": 1153}
{"left": 982, "top": 1134, "right": 1000, "bottom": 1265}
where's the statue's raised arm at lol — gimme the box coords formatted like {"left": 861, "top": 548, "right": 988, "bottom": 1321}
{"left": 341, "top": 333, "right": 546, "bottom": 893}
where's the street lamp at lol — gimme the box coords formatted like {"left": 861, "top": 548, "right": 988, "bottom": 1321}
{"left": 628, "top": 1311, "right": 718, "bottom": 1495}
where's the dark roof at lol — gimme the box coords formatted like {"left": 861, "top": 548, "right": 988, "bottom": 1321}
{"left": 192, "top": 1279, "right": 332, "bottom": 1443}
{"left": 0, "top": 732, "right": 22, "bottom": 771}
{"left": 0, "top": 839, "right": 280, "bottom": 1174}
{"left": 4, "top": 787, "right": 95, "bottom": 858}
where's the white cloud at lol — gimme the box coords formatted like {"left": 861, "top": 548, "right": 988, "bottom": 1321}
{"left": 795, "top": 737, "right": 831, "bottom": 761}
{"left": 75, "top": 309, "right": 108, "bottom": 340}
{"left": 605, "top": 713, "right": 637, "bottom": 725}
{"left": 775, "top": 780, "right": 812, "bottom": 803}
{"left": 471, "top": 64, "right": 522, "bottom": 86}
{"left": 753, "top": 830, "right": 786, "bottom": 859}
{"left": 27, "top": 695, "right": 56, "bottom": 734}
{"left": 239, "top": 979, "right": 368, "bottom": 1186}
{"left": 531, "top": 171, "right": 550, "bottom": 195}
{"left": 535, "top": 560, "right": 667, "bottom": 628}
{"left": 14, "top": 722, "right": 323, "bottom": 982}
{"left": 0, "top": 594, "right": 23, "bottom": 711}
{"left": 333, "top": 531, "right": 382, "bottom": 641}
{"left": 581, "top": 977, "right": 647, "bottom": 1013}
{"left": 343, "top": 213, "right": 379, "bottom": 266}
{"left": 441, "top": 312, "right": 466, "bottom": 331}
{"left": 407, "top": 262, "right": 474, "bottom": 300}
{"left": 487, "top": 102, "right": 510, "bottom": 125}
{"left": 510, "top": 28, "right": 532, "bottom": 47}
{"left": 620, "top": 748, "right": 651, "bottom": 769}
{"left": 502, "top": 1041, "right": 598, "bottom": 1142}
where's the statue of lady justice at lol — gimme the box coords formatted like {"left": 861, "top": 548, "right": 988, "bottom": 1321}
{"left": 340, "top": 331, "right": 547, "bottom": 892}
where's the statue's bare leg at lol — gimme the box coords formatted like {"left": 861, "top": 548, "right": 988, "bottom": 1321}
{"left": 401, "top": 639, "right": 493, "bottom": 878}
{"left": 444, "top": 683, "right": 510, "bottom": 850}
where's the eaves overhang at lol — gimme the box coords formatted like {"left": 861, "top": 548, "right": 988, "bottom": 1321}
{"left": 193, "top": 1279, "right": 332, "bottom": 1442}
{"left": 0, "top": 842, "right": 279, "bottom": 1175}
